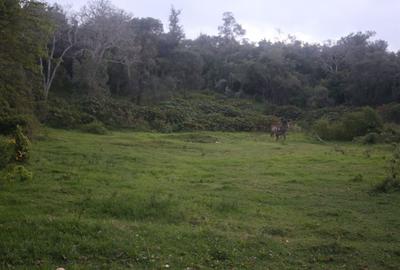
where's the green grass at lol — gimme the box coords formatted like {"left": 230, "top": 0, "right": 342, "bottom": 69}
{"left": 1, "top": 129, "right": 400, "bottom": 269}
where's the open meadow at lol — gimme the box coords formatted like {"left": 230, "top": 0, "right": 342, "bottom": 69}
{"left": 0, "top": 129, "right": 399, "bottom": 269}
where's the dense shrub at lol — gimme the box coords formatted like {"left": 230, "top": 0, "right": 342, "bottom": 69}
{"left": 42, "top": 94, "right": 282, "bottom": 133}
{"left": 378, "top": 103, "right": 400, "bottom": 124}
{"left": 46, "top": 107, "right": 95, "bottom": 128}
{"left": 355, "top": 132, "right": 381, "bottom": 144}
{"left": 0, "top": 114, "right": 37, "bottom": 137}
{"left": 313, "top": 107, "right": 382, "bottom": 141}
{"left": 0, "top": 136, "right": 14, "bottom": 169}
{"left": 380, "top": 124, "right": 400, "bottom": 143}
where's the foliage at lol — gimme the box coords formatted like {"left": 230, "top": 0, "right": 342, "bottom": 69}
{"left": 14, "top": 125, "right": 31, "bottom": 162}
{"left": 378, "top": 103, "right": 400, "bottom": 124}
{"left": 0, "top": 0, "right": 52, "bottom": 126}
{"left": 4, "top": 165, "right": 33, "bottom": 182}
{"left": 44, "top": 93, "right": 277, "bottom": 133}
{"left": 45, "top": 98, "right": 95, "bottom": 128}
{"left": 0, "top": 136, "right": 15, "bottom": 169}
{"left": 313, "top": 107, "right": 383, "bottom": 141}
{"left": 0, "top": 114, "right": 32, "bottom": 136}
{"left": 355, "top": 132, "right": 381, "bottom": 145}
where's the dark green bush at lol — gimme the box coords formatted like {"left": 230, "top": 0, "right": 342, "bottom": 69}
{"left": 379, "top": 124, "right": 400, "bottom": 143}
{"left": 44, "top": 93, "right": 277, "bottom": 133}
{"left": 378, "top": 103, "right": 400, "bottom": 124}
{"left": 80, "top": 121, "right": 108, "bottom": 135}
{"left": 46, "top": 107, "right": 95, "bottom": 128}
{"left": 313, "top": 107, "right": 383, "bottom": 141}
{"left": 0, "top": 136, "right": 14, "bottom": 169}
{"left": 0, "top": 114, "right": 34, "bottom": 136}
{"left": 355, "top": 132, "right": 381, "bottom": 145}
{"left": 313, "top": 119, "right": 333, "bottom": 140}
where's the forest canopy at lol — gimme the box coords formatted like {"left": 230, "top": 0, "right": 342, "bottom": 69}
{"left": 1, "top": 0, "right": 400, "bottom": 135}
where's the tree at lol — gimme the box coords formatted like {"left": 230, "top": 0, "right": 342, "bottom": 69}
{"left": 0, "top": 0, "right": 51, "bottom": 115}
{"left": 218, "top": 12, "right": 246, "bottom": 43}
{"left": 74, "top": 0, "right": 131, "bottom": 95}
{"left": 39, "top": 4, "right": 77, "bottom": 100}
{"left": 128, "top": 17, "right": 163, "bottom": 104}
{"left": 167, "top": 6, "right": 185, "bottom": 46}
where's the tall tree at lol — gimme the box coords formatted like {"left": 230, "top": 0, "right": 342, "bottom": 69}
{"left": 0, "top": 0, "right": 51, "bottom": 115}
{"left": 168, "top": 6, "right": 185, "bottom": 46}
{"left": 74, "top": 0, "right": 131, "bottom": 95}
{"left": 39, "top": 4, "right": 77, "bottom": 100}
{"left": 218, "top": 12, "right": 246, "bottom": 43}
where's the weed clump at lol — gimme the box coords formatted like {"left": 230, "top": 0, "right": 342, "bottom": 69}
{"left": 3, "top": 165, "right": 33, "bottom": 182}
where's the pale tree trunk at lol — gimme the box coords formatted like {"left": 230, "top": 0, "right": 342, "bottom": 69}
{"left": 40, "top": 28, "right": 75, "bottom": 101}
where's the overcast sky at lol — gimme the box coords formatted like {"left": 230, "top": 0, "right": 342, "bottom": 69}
{"left": 47, "top": 0, "right": 400, "bottom": 51}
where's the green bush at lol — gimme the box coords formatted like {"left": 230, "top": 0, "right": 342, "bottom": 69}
{"left": 355, "top": 132, "right": 381, "bottom": 145}
{"left": 46, "top": 107, "right": 95, "bottom": 128}
{"left": 80, "top": 121, "right": 108, "bottom": 135}
{"left": 15, "top": 125, "right": 30, "bottom": 162}
{"left": 313, "top": 107, "right": 383, "bottom": 141}
{"left": 0, "top": 136, "right": 14, "bottom": 169}
{"left": 378, "top": 103, "right": 400, "bottom": 124}
{"left": 0, "top": 114, "right": 35, "bottom": 136}
{"left": 313, "top": 119, "right": 333, "bottom": 140}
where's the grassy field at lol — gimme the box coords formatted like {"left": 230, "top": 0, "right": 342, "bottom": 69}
{"left": 0, "top": 129, "right": 399, "bottom": 269}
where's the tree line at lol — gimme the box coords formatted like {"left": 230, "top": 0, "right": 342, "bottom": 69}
{"left": 1, "top": 0, "right": 400, "bottom": 122}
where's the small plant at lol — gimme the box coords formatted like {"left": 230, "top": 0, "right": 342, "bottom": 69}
{"left": 6, "top": 165, "right": 33, "bottom": 182}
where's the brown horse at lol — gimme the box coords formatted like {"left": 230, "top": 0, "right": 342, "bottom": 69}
{"left": 270, "top": 120, "right": 289, "bottom": 141}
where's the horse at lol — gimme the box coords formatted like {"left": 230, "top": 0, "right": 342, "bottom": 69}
{"left": 270, "top": 120, "right": 289, "bottom": 141}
